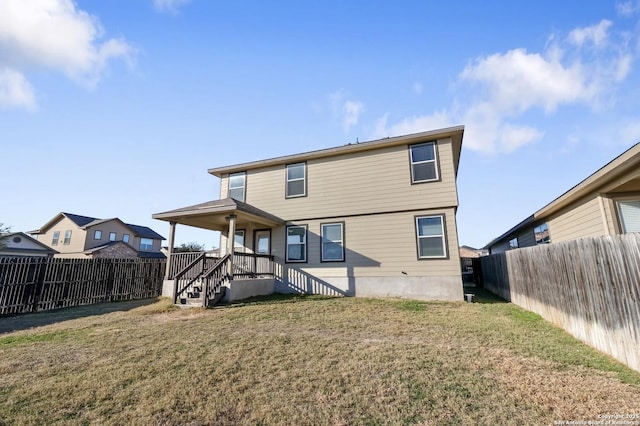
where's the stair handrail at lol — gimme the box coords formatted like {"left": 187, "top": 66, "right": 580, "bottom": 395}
{"left": 173, "top": 252, "right": 207, "bottom": 281}
{"left": 202, "top": 254, "right": 231, "bottom": 307}
{"left": 173, "top": 253, "right": 208, "bottom": 304}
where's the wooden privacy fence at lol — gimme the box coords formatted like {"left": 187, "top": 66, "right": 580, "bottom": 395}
{"left": 480, "top": 233, "right": 640, "bottom": 372}
{"left": 0, "top": 257, "right": 166, "bottom": 315}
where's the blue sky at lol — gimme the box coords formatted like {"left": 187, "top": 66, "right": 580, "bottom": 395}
{"left": 2, "top": 0, "right": 640, "bottom": 249}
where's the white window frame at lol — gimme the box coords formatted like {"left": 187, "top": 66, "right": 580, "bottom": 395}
{"left": 234, "top": 230, "right": 246, "bottom": 253}
{"left": 52, "top": 231, "right": 60, "bottom": 246}
{"left": 286, "top": 163, "right": 306, "bottom": 198}
{"left": 228, "top": 172, "right": 246, "bottom": 202}
{"left": 286, "top": 225, "right": 307, "bottom": 262}
{"left": 409, "top": 142, "right": 439, "bottom": 183}
{"left": 63, "top": 230, "right": 72, "bottom": 245}
{"left": 321, "top": 222, "right": 345, "bottom": 262}
{"left": 140, "top": 238, "right": 153, "bottom": 251}
{"left": 415, "top": 215, "right": 447, "bottom": 259}
{"left": 109, "top": 232, "right": 117, "bottom": 241}
{"left": 616, "top": 199, "right": 640, "bottom": 233}
{"left": 94, "top": 230, "right": 102, "bottom": 240}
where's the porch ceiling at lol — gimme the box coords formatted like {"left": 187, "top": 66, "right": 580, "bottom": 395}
{"left": 152, "top": 198, "right": 285, "bottom": 231}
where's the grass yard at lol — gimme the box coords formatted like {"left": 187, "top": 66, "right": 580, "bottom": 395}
{"left": 0, "top": 291, "right": 639, "bottom": 425}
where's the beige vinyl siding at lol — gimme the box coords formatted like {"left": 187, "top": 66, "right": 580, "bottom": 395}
{"left": 268, "top": 208, "right": 461, "bottom": 278}
{"left": 85, "top": 221, "right": 135, "bottom": 250}
{"left": 220, "top": 138, "right": 458, "bottom": 219}
{"left": 39, "top": 217, "right": 87, "bottom": 255}
{"left": 546, "top": 194, "right": 606, "bottom": 243}
{"left": 131, "top": 236, "right": 163, "bottom": 252}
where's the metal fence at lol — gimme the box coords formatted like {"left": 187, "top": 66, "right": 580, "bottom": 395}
{"left": 0, "top": 257, "right": 165, "bottom": 315}
{"left": 479, "top": 233, "right": 640, "bottom": 372}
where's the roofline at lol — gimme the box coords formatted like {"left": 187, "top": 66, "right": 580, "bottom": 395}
{"left": 0, "top": 232, "right": 59, "bottom": 253}
{"left": 483, "top": 141, "right": 640, "bottom": 249}
{"left": 207, "top": 126, "right": 465, "bottom": 176}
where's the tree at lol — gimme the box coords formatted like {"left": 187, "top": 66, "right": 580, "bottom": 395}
{"left": 173, "top": 242, "right": 205, "bottom": 253}
{"left": 0, "top": 223, "right": 10, "bottom": 250}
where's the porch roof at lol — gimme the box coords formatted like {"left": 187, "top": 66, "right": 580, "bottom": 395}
{"left": 152, "top": 198, "right": 285, "bottom": 231}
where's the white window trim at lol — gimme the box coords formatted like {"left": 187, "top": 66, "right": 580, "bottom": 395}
{"left": 286, "top": 225, "right": 307, "bottom": 262}
{"left": 140, "top": 238, "right": 153, "bottom": 251}
{"left": 94, "top": 230, "right": 102, "bottom": 240}
{"left": 109, "top": 232, "right": 117, "bottom": 241}
{"left": 321, "top": 223, "right": 345, "bottom": 262}
{"left": 286, "top": 163, "right": 306, "bottom": 198}
{"left": 616, "top": 198, "right": 640, "bottom": 233}
{"left": 410, "top": 142, "right": 439, "bottom": 183}
{"left": 63, "top": 230, "right": 72, "bottom": 245}
{"left": 234, "top": 229, "right": 246, "bottom": 253}
{"left": 415, "top": 215, "right": 447, "bottom": 259}
{"left": 228, "top": 172, "right": 246, "bottom": 202}
{"left": 52, "top": 231, "right": 60, "bottom": 246}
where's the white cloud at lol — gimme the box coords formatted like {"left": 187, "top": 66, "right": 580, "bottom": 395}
{"left": 0, "top": 68, "right": 36, "bottom": 111}
{"left": 328, "top": 91, "right": 365, "bottom": 133}
{"left": 342, "top": 100, "right": 364, "bottom": 133}
{"left": 568, "top": 20, "right": 612, "bottom": 48}
{"left": 375, "top": 19, "right": 635, "bottom": 154}
{"left": 153, "top": 0, "right": 191, "bottom": 13}
{"left": 616, "top": 1, "right": 640, "bottom": 16}
{"left": 0, "top": 0, "right": 133, "bottom": 109}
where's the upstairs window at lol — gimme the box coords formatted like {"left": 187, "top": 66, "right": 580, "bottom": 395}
{"left": 109, "top": 232, "right": 117, "bottom": 241}
{"left": 229, "top": 172, "right": 246, "bottom": 202}
{"left": 123, "top": 234, "right": 130, "bottom": 243}
{"left": 617, "top": 200, "right": 640, "bottom": 233}
{"left": 286, "top": 163, "right": 306, "bottom": 198}
{"left": 94, "top": 230, "right": 102, "bottom": 240}
{"left": 286, "top": 225, "right": 307, "bottom": 262}
{"left": 63, "top": 230, "right": 72, "bottom": 245}
{"left": 52, "top": 231, "right": 60, "bottom": 246}
{"left": 415, "top": 215, "right": 447, "bottom": 258}
{"left": 140, "top": 238, "right": 153, "bottom": 251}
{"left": 410, "top": 142, "right": 439, "bottom": 183}
{"left": 509, "top": 237, "right": 519, "bottom": 249}
{"left": 534, "top": 223, "right": 550, "bottom": 244}
{"left": 321, "top": 223, "right": 344, "bottom": 262}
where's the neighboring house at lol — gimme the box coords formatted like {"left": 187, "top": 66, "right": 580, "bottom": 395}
{"left": 29, "top": 213, "right": 166, "bottom": 259}
{"left": 0, "top": 232, "right": 58, "bottom": 258}
{"left": 484, "top": 142, "right": 640, "bottom": 254}
{"left": 459, "top": 245, "right": 487, "bottom": 258}
{"left": 153, "top": 126, "right": 465, "bottom": 301}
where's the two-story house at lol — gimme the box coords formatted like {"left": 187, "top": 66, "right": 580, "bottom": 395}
{"left": 29, "top": 212, "right": 166, "bottom": 259}
{"left": 484, "top": 141, "right": 640, "bottom": 254}
{"left": 153, "top": 126, "right": 465, "bottom": 303}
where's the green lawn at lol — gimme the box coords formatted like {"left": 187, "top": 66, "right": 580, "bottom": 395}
{"left": 0, "top": 291, "right": 638, "bottom": 425}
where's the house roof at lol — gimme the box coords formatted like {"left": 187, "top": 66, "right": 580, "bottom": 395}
{"left": 207, "top": 126, "right": 465, "bottom": 177}
{"left": 152, "top": 198, "right": 286, "bottom": 231}
{"left": 30, "top": 213, "right": 165, "bottom": 240}
{"left": 483, "top": 141, "right": 640, "bottom": 249}
{"left": 0, "top": 232, "right": 58, "bottom": 254}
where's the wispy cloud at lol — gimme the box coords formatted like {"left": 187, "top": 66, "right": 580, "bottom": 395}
{"left": 153, "top": 0, "right": 191, "bottom": 13}
{"left": 375, "top": 19, "right": 635, "bottom": 153}
{"left": 0, "top": 0, "right": 134, "bottom": 110}
{"left": 328, "top": 91, "right": 365, "bottom": 133}
{"left": 616, "top": 1, "right": 640, "bottom": 16}
{"left": 0, "top": 68, "right": 36, "bottom": 111}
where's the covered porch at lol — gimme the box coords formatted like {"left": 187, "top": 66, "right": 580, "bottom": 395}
{"left": 152, "top": 198, "right": 285, "bottom": 306}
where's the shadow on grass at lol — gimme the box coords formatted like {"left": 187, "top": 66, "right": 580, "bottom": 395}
{"left": 219, "top": 293, "right": 340, "bottom": 309}
{"left": 463, "top": 284, "right": 508, "bottom": 304}
{"left": 0, "top": 298, "right": 162, "bottom": 334}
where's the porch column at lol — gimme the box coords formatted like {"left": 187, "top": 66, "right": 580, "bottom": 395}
{"left": 164, "top": 221, "right": 177, "bottom": 280}
{"left": 225, "top": 214, "right": 237, "bottom": 277}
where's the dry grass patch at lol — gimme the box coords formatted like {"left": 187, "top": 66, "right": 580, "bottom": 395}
{"left": 0, "top": 293, "right": 638, "bottom": 425}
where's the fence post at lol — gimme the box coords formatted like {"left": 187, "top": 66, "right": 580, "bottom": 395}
{"left": 31, "top": 258, "right": 48, "bottom": 313}
{"left": 106, "top": 259, "right": 115, "bottom": 302}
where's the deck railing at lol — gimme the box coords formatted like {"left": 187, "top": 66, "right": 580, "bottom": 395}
{"left": 233, "top": 252, "right": 275, "bottom": 277}
{"left": 167, "top": 252, "right": 219, "bottom": 279}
